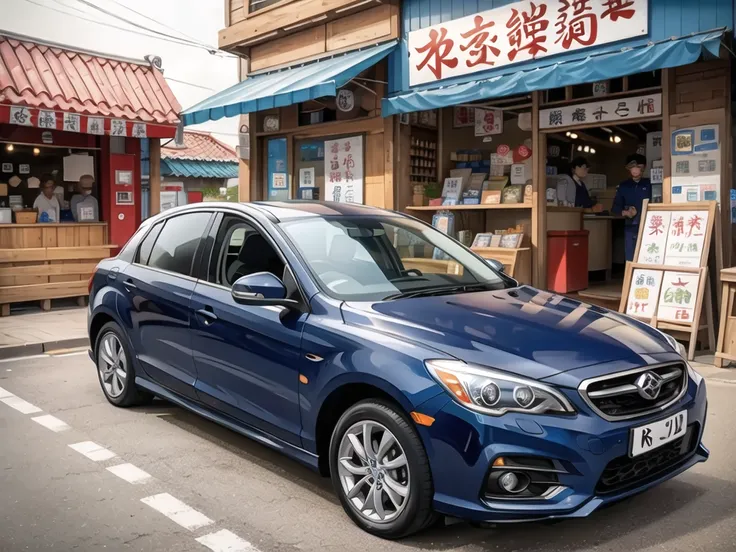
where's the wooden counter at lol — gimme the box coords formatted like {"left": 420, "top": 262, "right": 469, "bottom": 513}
{"left": 0, "top": 222, "right": 115, "bottom": 315}
{"left": 546, "top": 206, "right": 583, "bottom": 231}
{"left": 583, "top": 216, "right": 614, "bottom": 275}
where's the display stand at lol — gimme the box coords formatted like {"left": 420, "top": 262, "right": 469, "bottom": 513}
{"left": 472, "top": 246, "right": 531, "bottom": 284}
{"left": 619, "top": 200, "right": 721, "bottom": 360}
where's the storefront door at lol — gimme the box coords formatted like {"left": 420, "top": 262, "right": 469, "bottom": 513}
{"left": 266, "top": 138, "right": 289, "bottom": 201}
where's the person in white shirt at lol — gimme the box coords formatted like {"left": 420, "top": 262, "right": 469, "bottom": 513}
{"left": 33, "top": 174, "right": 60, "bottom": 223}
{"left": 70, "top": 174, "right": 99, "bottom": 222}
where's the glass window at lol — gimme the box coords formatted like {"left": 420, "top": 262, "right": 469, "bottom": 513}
{"left": 279, "top": 216, "right": 505, "bottom": 302}
{"left": 136, "top": 221, "right": 163, "bottom": 265}
{"left": 146, "top": 213, "right": 211, "bottom": 277}
{"left": 208, "top": 216, "right": 285, "bottom": 287}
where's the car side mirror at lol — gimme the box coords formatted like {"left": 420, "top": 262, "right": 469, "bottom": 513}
{"left": 486, "top": 258, "right": 505, "bottom": 273}
{"left": 231, "top": 272, "right": 299, "bottom": 309}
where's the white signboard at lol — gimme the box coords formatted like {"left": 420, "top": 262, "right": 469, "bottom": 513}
{"left": 408, "top": 0, "right": 648, "bottom": 86}
{"left": 9, "top": 106, "right": 32, "bottom": 126}
{"left": 626, "top": 269, "right": 663, "bottom": 319}
{"left": 663, "top": 211, "right": 708, "bottom": 267}
{"left": 540, "top": 93, "right": 661, "bottom": 129}
{"left": 299, "top": 167, "right": 315, "bottom": 188}
{"left": 110, "top": 119, "right": 127, "bottom": 136}
{"left": 272, "top": 173, "right": 287, "bottom": 190}
{"left": 63, "top": 113, "right": 81, "bottom": 133}
{"left": 37, "top": 110, "right": 57, "bottom": 129}
{"left": 87, "top": 117, "right": 105, "bottom": 135}
{"left": 657, "top": 271, "right": 701, "bottom": 324}
{"left": 474, "top": 108, "right": 503, "bottom": 136}
{"left": 325, "top": 135, "right": 364, "bottom": 204}
{"left": 637, "top": 211, "right": 671, "bottom": 265}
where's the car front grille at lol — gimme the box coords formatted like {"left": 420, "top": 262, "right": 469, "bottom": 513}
{"left": 596, "top": 424, "right": 699, "bottom": 495}
{"left": 579, "top": 363, "right": 688, "bottom": 421}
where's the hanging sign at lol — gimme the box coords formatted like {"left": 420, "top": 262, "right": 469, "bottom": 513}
{"left": 540, "top": 93, "right": 661, "bottom": 129}
{"left": 408, "top": 0, "right": 648, "bottom": 86}
{"left": 474, "top": 108, "right": 503, "bottom": 136}
{"left": 9, "top": 106, "right": 32, "bottom": 126}
{"left": 325, "top": 135, "right": 364, "bottom": 204}
{"left": 63, "top": 113, "right": 81, "bottom": 133}
{"left": 336, "top": 89, "right": 355, "bottom": 112}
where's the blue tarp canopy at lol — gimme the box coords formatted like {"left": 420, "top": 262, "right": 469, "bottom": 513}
{"left": 161, "top": 159, "right": 239, "bottom": 179}
{"left": 182, "top": 41, "right": 397, "bottom": 126}
{"left": 383, "top": 31, "right": 724, "bottom": 116}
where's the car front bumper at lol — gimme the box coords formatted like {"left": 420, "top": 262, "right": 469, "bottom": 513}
{"left": 418, "top": 375, "right": 708, "bottom": 523}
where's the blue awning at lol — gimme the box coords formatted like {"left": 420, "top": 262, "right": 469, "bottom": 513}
{"left": 182, "top": 41, "right": 397, "bottom": 126}
{"left": 383, "top": 31, "right": 724, "bottom": 116}
{"left": 161, "top": 159, "right": 239, "bottom": 179}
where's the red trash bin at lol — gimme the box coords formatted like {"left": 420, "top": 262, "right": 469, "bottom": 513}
{"left": 547, "top": 230, "right": 589, "bottom": 293}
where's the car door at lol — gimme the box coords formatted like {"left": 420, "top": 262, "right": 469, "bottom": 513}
{"left": 119, "top": 211, "right": 213, "bottom": 400}
{"left": 189, "top": 213, "right": 307, "bottom": 446}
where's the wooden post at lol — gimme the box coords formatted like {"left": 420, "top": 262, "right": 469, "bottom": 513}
{"left": 661, "top": 68, "right": 673, "bottom": 203}
{"left": 149, "top": 139, "right": 161, "bottom": 216}
{"left": 531, "top": 90, "right": 545, "bottom": 288}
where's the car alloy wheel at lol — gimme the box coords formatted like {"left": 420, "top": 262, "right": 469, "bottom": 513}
{"left": 97, "top": 332, "right": 127, "bottom": 399}
{"left": 337, "top": 420, "right": 410, "bottom": 523}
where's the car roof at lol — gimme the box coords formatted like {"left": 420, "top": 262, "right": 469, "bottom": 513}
{"left": 148, "top": 201, "right": 403, "bottom": 224}
{"left": 248, "top": 201, "right": 401, "bottom": 222}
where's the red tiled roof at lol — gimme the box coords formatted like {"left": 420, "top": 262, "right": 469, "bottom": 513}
{"left": 162, "top": 130, "right": 237, "bottom": 162}
{"left": 0, "top": 34, "right": 181, "bottom": 126}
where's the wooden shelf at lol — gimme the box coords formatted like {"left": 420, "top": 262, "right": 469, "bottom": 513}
{"left": 406, "top": 204, "right": 533, "bottom": 211}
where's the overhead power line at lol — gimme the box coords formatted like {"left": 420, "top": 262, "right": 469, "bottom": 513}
{"left": 22, "top": 0, "right": 236, "bottom": 57}
{"left": 71, "top": 0, "right": 222, "bottom": 53}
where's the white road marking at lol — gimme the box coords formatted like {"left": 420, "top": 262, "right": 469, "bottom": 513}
{"left": 0, "top": 386, "right": 13, "bottom": 399}
{"left": 69, "top": 441, "right": 117, "bottom": 462}
{"left": 141, "top": 493, "right": 213, "bottom": 531}
{"left": 1, "top": 396, "right": 42, "bottom": 414}
{"left": 31, "top": 414, "right": 70, "bottom": 432}
{"left": 196, "top": 530, "right": 258, "bottom": 552}
{"left": 107, "top": 463, "right": 151, "bottom": 484}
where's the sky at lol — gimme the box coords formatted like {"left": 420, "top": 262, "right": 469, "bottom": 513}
{"left": 2, "top": 0, "right": 240, "bottom": 146}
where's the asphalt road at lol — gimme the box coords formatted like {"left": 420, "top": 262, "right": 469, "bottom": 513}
{"left": 1, "top": 352, "right": 736, "bottom": 552}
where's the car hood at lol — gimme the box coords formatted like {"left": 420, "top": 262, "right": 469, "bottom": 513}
{"left": 341, "top": 286, "right": 673, "bottom": 381}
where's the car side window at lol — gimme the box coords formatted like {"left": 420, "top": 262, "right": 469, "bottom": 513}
{"left": 145, "top": 213, "right": 211, "bottom": 277}
{"left": 208, "top": 215, "right": 286, "bottom": 288}
{"left": 136, "top": 221, "right": 163, "bottom": 265}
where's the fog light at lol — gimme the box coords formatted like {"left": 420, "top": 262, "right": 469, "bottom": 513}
{"left": 514, "top": 386, "right": 535, "bottom": 408}
{"left": 498, "top": 471, "right": 530, "bottom": 494}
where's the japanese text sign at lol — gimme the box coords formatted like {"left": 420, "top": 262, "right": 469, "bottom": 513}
{"left": 324, "top": 136, "right": 364, "bottom": 205}
{"left": 625, "top": 269, "right": 663, "bottom": 319}
{"left": 657, "top": 271, "right": 700, "bottom": 324}
{"left": 540, "top": 93, "right": 661, "bottom": 129}
{"left": 663, "top": 211, "right": 708, "bottom": 267}
{"left": 474, "top": 108, "right": 503, "bottom": 136}
{"left": 637, "top": 211, "right": 671, "bottom": 265}
{"left": 408, "top": 0, "right": 648, "bottom": 86}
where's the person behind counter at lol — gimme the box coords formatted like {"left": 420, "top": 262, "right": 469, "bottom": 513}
{"left": 71, "top": 174, "right": 99, "bottom": 222}
{"left": 612, "top": 153, "right": 652, "bottom": 262}
{"left": 556, "top": 157, "right": 596, "bottom": 208}
{"left": 33, "top": 174, "right": 60, "bottom": 223}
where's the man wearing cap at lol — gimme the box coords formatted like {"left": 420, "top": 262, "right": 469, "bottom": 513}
{"left": 612, "top": 153, "right": 652, "bottom": 262}
{"left": 70, "top": 174, "right": 99, "bottom": 222}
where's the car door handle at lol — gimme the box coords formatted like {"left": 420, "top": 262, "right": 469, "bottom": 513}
{"left": 122, "top": 280, "right": 137, "bottom": 291}
{"left": 196, "top": 308, "right": 218, "bottom": 325}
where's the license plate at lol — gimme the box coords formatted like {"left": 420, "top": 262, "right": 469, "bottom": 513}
{"left": 630, "top": 410, "right": 688, "bottom": 457}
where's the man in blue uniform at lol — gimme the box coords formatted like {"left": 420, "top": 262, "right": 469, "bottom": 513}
{"left": 612, "top": 154, "right": 652, "bottom": 262}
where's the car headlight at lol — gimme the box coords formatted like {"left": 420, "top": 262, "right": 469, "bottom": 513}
{"left": 657, "top": 330, "right": 702, "bottom": 384}
{"left": 425, "top": 360, "right": 575, "bottom": 416}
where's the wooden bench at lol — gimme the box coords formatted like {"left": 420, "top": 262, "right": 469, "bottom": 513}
{"left": 715, "top": 267, "right": 736, "bottom": 368}
{"left": 0, "top": 245, "right": 116, "bottom": 315}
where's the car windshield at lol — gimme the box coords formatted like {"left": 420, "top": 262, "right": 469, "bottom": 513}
{"left": 278, "top": 216, "right": 506, "bottom": 302}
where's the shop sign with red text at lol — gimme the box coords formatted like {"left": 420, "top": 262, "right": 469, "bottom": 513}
{"left": 408, "top": 0, "right": 648, "bottom": 86}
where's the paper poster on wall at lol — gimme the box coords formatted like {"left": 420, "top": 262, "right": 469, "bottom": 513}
{"left": 657, "top": 271, "right": 701, "bottom": 323}
{"left": 18, "top": 164, "right": 30, "bottom": 175}
{"left": 626, "top": 269, "right": 663, "bottom": 319}
{"left": 298, "top": 168, "right": 315, "bottom": 188}
{"left": 637, "top": 211, "right": 671, "bottom": 265}
{"left": 1, "top": 163, "right": 12, "bottom": 173}
{"left": 272, "top": 173, "right": 287, "bottom": 190}
{"left": 672, "top": 130, "right": 694, "bottom": 155}
{"left": 324, "top": 135, "right": 364, "bottom": 204}
{"left": 63, "top": 154, "right": 94, "bottom": 182}
{"left": 510, "top": 164, "right": 527, "bottom": 185}
{"left": 663, "top": 211, "right": 708, "bottom": 267}
{"left": 475, "top": 109, "right": 503, "bottom": 137}
{"left": 441, "top": 177, "right": 463, "bottom": 203}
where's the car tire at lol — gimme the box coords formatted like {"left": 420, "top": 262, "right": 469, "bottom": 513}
{"left": 95, "top": 321, "right": 152, "bottom": 407}
{"left": 329, "top": 400, "right": 436, "bottom": 539}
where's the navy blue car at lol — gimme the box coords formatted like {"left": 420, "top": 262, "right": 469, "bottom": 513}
{"left": 88, "top": 201, "right": 708, "bottom": 539}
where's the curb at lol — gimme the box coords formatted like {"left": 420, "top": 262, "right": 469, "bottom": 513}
{"left": 0, "top": 336, "right": 89, "bottom": 360}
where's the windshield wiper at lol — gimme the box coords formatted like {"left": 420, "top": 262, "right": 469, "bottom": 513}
{"left": 383, "top": 283, "right": 494, "bottom": 301}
